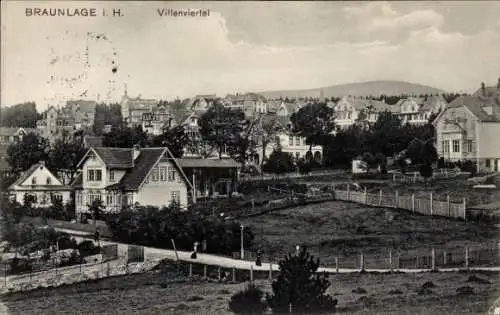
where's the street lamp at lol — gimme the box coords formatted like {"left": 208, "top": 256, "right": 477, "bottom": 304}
{"left": 240, "top": 224, "right": 245, "bottom": 260}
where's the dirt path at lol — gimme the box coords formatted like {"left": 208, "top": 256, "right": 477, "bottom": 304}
{"left": 56, "top": 228, "right": 500, "bottom": 274}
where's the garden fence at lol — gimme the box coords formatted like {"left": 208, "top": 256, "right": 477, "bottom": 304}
{"left": 3, "top": 244, "right": 499, "bottom": 295}
{"left": 332, "top": 185, "right": 467, "bottom": 220}
{"left": 391, "top": 168, "right": 465, "bottom": 183}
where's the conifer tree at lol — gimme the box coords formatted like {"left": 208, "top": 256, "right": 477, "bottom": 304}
{"left": 266, "top": 247, "right": 337, "bottom": 313}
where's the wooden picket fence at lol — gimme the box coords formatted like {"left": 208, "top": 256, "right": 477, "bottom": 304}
{"left": 333, "top": 186, "right": 467, "bottom": 220}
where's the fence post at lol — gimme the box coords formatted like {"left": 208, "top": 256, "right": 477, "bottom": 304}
{"left": 395, "top": 190, "right": 399, "bottom": 208}
{"left": 412, "top": 194, "right": 415, "bottom": 214}
{"left": 430, "top": 192, "right": 433, "bottom": 216}
{"left": 378, "top": 190, "right": 382, "bottom": 206}
{"left": 250, "top": 265, "right": 254, "bottom": 282}
{"left": 217, "top": 266, "right": 221, "bottom": 280}
{"left": 267, "top": 185, "right": 270, "bottom": 192}
{"left": 465, "top": 246, "right": 469, "bottom": 269}
{"left": 389, "top": 250, "right": 393, "bottom": 272}
{"left": 232, "top": 267, "right": 236, "bottom": 282}
{"left": 364, "top": 187, "right": 367, "bottom": 204}
{"left": 189, "top": 263, "right": 193, "bottom": 277}
{"left": 463, "top": 198, "right": 467, "bottom": 222}
{"left": 443, "top": 250, "right": 447, "bottom": 265}
{"left": 392, "top": 173, "right": 395, "bottom": 182}
{"left": 289, "top": 303, "right": 293, "bottom": 313}
{"left": 465, "top": 247, "right": 469, "bottom": 269}
{"left": 335, "top": 257, "right": 339, "bottom": 273}
{"left": 447, "top": 195, "right": 451, "bottom": 217}
{"left": 360, "top": 252, "right": 365, "bottom": 272}
{"left": 203, "top": 265, "right": 207, "bottom": 279}
{"left": 347, "top": 184, "right": 350, "bottom": 201}
{"left": 431, "top": 248, "right": 436, "bottom": 271}
{"left": 269, "top": 263, "right": 272, "bottom": 280}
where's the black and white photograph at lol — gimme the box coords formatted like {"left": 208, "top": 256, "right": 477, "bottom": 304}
{"left": 1, "top": 1, "right": 500, "bottom": 314}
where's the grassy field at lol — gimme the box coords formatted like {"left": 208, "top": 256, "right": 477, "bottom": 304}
{"left": 1, "top": 269, "right": 499, "bottom": 314}
{"left": 239, "top": 201, "right": 499, "bottom": 265}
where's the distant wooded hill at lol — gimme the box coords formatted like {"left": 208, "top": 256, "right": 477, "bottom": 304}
{"left": 256, "top": 80, "right": 447, "bottom": 99}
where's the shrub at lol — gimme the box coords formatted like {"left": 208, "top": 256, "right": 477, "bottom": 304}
{"left": 262, "top": 148, "right": 296, "bottom": 175}
{"left": 78, "top": 240, "right": 100, "bottom": 257}
{"left": 9, "top": 257, "right": 32, "bottom": 274}
{"left": 229, "top": 283, "right": 267, "bottom": 314}
{"left": 266, "top": 247, "right": 337, "bottom": 313}
{"left": 106, "top": 205, "right": 255, "bottom": 256}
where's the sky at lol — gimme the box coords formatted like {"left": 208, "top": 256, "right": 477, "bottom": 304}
{"left": 1, "top": 1, "right": 500, "bottom": 111}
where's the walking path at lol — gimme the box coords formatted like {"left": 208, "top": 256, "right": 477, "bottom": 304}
{"left": 57, "top": 228, "right": 500, "bottom": 274}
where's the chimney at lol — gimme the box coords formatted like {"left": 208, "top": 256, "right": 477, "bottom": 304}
{"left": 481, "top": 82, "right": 486, "bottom": 96}
{"left": 39, "top": 160, "right": 45, "bottom": 166}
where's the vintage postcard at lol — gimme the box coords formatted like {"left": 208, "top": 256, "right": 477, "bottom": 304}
{"left": 1, "top": 1, "right": 500, "bottom": 314}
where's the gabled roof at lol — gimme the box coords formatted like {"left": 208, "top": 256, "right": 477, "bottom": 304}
{"left": 9, "top": 162, "right": 70, "bottom": 190}
{"left": 93, "top": 147, "right": 134, "bottom": 168}
{"left": 0, "top": 127, "right": 38, "bottom": 136}
{"left": 474, "top": 85, "right": 500, "bottom": 98}
{"left": 77, "top": 147, "right": 133, "bottom": 169}
{"left": 337, "top": 97, "right": 391, "bottom": 112}
{"left": 433, "top": 95, "right": 500, "bottom": 125}
{"left": 108, "top": 148, "right": 165, "bottom": 191}
{"left": 105, "top": 147, "right": 193, "bottom": 191}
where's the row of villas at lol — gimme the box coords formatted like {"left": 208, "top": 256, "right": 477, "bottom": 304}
{"left": 8, "top": 146, "right": 241, "bottom": 219}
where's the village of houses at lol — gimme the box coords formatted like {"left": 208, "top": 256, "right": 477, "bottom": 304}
{"left": 1, "top": 79, "right": 500, "bottom": 221}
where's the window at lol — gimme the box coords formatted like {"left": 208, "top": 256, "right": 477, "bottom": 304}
{"left": 87, "top": 170, "right": 95, "bottom": 181}
{"left": 303, "top": 138, "right": 307, "bottom": 146}
{"left": 109, "top": 171, "right": 115, "bottom": 181}
{"left": 151, "top": 167, "right": 159, "bottom": 181}
{"left": 467, "top": 140, "right": 473, "bottom": 153}
{"left": 177, "top": 173, "right": 182, "bottom": 183}
{"left": 295, "top": 137, "right": 300, "bottom": 146}
{"left": 32, "top": 177, "right": 37, "bottom": 185}
{"left": 106, "top": 194, "right": 113, "bottom": 205}
{"left": 76, "top": 193, "right": 82, "bottom": 205}
{"left": 289, "top": 136, "right": 293, "bottom": 146}
{"left": 160, "top": 167, "right": 167, "bottom": 181}
{"left": 46, "top": 177, "right": 52, "bottom": 185}
{"left": 452, "top": 140, "right": 460, "bottom": 153}
{"left": 171, "top": 191, "right": 180, "bottom": 204}
{"left": 168, "top": 169, "right": 176, "bottom": 181}
{"left": 486, "top": 159, "right": 491, "bottom": 168}
{"left": 443, "top": 140, "right": 450, "bottom": 153}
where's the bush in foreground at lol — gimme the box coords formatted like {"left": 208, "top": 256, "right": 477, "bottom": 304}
{"left": 229, "top": 283, "right": 267, "bottom": 314}
{"left": 266, "top": 247, "right": 337, "bottom": 313}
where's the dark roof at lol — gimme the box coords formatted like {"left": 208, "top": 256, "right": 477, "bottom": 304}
{"left": 447, "top": 95, "right": 500, "bottom": 122}
{"left": 84, "top": 136, "right": 103, "bottom": 148}
{"left": 176, "top": 158, "right": 241, "bottom": 168}
{"left": 107, "top": 148, "right": 165, "bottom": 191}
{"left": 71, "top": 173, "right": 83, "bottom": 189}
{"left": 92, "top": 147, "right": 134, "bottom": 168}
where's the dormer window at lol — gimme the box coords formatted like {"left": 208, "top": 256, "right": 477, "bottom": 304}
{"left": 32, "top": 177, "right": 37, "bottom": 185}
